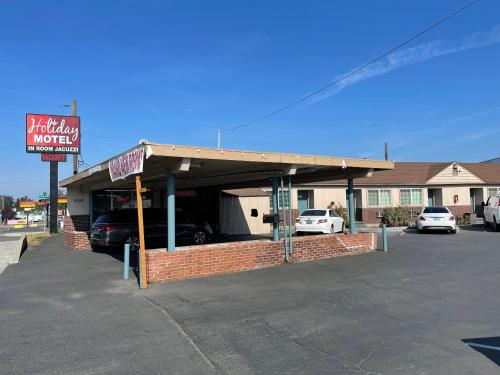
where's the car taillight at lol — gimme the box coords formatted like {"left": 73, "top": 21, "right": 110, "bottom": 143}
{"left": 419, "top": 216, "right": 426, "bottom": 221}
{"left": 101, "top": 225, "right": 115, "bottom": 231}
{"left": 449, "top": 216, "right": 455, "bottom": 221}
{"left": 318, "top": 219, "right": 327, "bottom": 223}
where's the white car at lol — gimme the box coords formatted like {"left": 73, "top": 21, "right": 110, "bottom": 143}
{"left": 483, "top": 195, "right": 500, "bottom": 231}
{"left": 295, "top": 209, "right": 344, "bottom": 235}
{"left": 416, "top": 207, "right": 456, "bottom": 234}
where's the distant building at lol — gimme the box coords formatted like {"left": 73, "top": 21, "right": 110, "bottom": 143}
{"left": 481, "top": 157, "right": 500, "bottom": 164}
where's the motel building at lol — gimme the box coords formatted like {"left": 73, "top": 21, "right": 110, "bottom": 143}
{"left": 274, "top": 161, "right": 500, "bottom": 224}
{"left": 61, "top": 142, "right": 393, "bottom": 284}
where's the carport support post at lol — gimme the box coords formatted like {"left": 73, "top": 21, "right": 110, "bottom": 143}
{"left": 347, "top": 178, "right": 356, "bottom": 234}
{"left": 167, "top": 174, "right": 176, "bottom": 252}
{"left": 272, "top": 177, "right": 279, "bottom": 241}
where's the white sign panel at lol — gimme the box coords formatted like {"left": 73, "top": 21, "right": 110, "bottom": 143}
{"left": 109, "top": 148, "right": 145, "bottom": 182}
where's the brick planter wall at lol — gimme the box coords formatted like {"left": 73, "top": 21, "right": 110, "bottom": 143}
{"left": 64, "top": 215, "right": 91, "bottom": 250}
{"left": 146, "top": 233, "right": 376, "bottom": 284}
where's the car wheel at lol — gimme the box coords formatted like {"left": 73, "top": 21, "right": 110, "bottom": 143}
{"left": 330, "top": 225, "right": 335, "bottom": 234}
{"left": 450, "top": 229, "right": 457, "bottom": 234}
{"left": 124, "top": 236, "right": 140, "bottom": 252}
{"left": 493, "top": 217, "right": 499, "bottom": 232}
{"left": 193, "top": 230, "right": 207, "bottom": 245}
{"left": 417, "top": 227, "right": 422, "bottom": 233}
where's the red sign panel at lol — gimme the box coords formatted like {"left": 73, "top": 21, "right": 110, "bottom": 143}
{"left": 26, "top": 114, "right": 80, "bottom": 154}
{"left": 41, "top": 153, "right": 67, "bottom": 162}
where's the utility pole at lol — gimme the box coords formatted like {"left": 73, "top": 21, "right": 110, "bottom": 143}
{"left": 385, "top": 142, "right": 389, "bottom": 161}
{"left": 72, "top": 99, "right": 78, "bottom": 175}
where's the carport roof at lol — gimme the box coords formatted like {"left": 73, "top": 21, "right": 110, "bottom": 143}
{"left": 60, "top": 142, "right": 394, "bottom": 190}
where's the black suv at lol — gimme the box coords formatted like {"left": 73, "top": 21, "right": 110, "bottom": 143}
{"left": 90, "top": 209, "right": 212, "bottom": 251}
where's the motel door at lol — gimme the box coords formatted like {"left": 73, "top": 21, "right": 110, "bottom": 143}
{"left": 297, "top": 190, "right": 309, "bottom": 215}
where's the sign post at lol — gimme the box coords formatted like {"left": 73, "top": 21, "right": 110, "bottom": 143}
{"left": 49, "top": 162, "right": 58, "bottom": 233}
{"left": 135, "top": 176, "right": 148, "bottom": 289}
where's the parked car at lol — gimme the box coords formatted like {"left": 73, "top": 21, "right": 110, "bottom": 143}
{"left": 483, "top": 195, "right": 500, "bottom": 231}
{"left": 90, "top": 209, "right": 213, "bottom": 251}
{"left": 416, "top": 207, "right": 456, "bottom": 234}
{"left": 295, "top": 208, "right": 344, "bottom": 235}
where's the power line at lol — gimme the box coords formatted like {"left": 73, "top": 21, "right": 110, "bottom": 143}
{"left": 222, "top": 0, "right": 481, "bottom": 134}
{"left": 0, "top": 103, "right": 68, "bottom": 107}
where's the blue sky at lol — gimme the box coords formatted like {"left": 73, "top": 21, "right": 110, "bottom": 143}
{"left": 1, "top": 0, "right": 499, "bottom": 197}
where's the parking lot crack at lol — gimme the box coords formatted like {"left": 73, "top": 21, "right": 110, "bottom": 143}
{"left": 137, "top": 294, "right": 219, "bottom": 373}
{"left": 259, "top": 320, "right": 333, "bottom": 357}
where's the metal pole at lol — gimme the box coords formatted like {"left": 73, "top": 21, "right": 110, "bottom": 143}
{"left": 49, "top": 161, "right": 58, "bottom": 234}
{"left": 272, "top": 177, "right": 279, "bottom": 241}
{"left": 167, "top": 174, "right": 176, "bottom": 252}
{"left": 124, "top": 244, "right": 130, "bottom": 280}
{"left": 382, "top": 223, "right": 388, "bottom": 252}
{"left": 287, "top": 176, "right": 293, "bottom": 256}
{"left": 385, "top": 142, "right": 389, "bottom": 161}
{"left": 72, "top": 99, "right": 78, "bottom": 175}
{"left": 280, "top": 176, "right": 289, "bottom": 262}
{"left": 347, "top": 178, "right": 356, "bottom": 234}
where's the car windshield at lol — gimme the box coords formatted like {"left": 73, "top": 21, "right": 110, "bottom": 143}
{"left": 94, "top": 215, "right": 111, "bottom": 224}
{"left": 423, "top": 207, "right": 449, "bottom": 214}
{"left": 301, "top": 210, "right": 326, "bottom": 217}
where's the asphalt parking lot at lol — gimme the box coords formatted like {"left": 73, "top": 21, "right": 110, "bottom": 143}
{"left": 1, "top": 227, "right": 499, "bottom": 374}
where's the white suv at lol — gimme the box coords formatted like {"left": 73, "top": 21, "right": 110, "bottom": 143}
{"left": 483, "top": 195, "right": 500, "bottom": 231}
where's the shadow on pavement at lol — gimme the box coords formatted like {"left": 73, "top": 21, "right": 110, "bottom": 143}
{"left": 463, "top": 337, "right": 500, "bottom": 366}
{"left": 459, "top": 225, "right": 497, "bottom": 233}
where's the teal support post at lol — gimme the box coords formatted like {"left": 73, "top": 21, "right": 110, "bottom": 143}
{"left": 280, "top": 176, "right": 289, "bottom": 262}
{"left": 382, "top": 223, "right": 388, "bottom": 252}
{"left": 167, "top": 174, "right": 176, "bottom": 252}
{"left": 347, "top": 178, "right": 356, "bottom": 234}
{"left": 287, "top": 176, "right": 293, "bottom": 256}
{"left": 89, "top": 191, "right": 94, "bottom": 226}
{"left": 272, "top": 177, "right": 279, "bottom": 241}
{"left": 123, "top": 244, "right": 130, "bottom": 280}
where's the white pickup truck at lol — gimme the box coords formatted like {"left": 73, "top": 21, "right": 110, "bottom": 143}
{"left": 483, "top": 195, "right": 500, "bottom": 231}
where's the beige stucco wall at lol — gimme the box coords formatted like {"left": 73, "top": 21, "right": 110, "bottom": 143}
{"left": 67, "top": 188, "right": 89, "bottom": 216}
{"left": 441, "top": 186, "right": 471, "bottom": 206}
{"left": 220, "top": 196, "right": 270, "bottom": 235}
{"left": 312, "top": 187, "right": 347, "bottom": 209}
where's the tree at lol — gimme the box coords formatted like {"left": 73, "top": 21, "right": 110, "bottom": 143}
{"left": 1, "top": 195, "right": 15, "bottom": 222}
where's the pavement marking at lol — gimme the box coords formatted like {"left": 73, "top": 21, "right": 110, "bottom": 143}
{"left": 465, "top": 342, "right": 500, "bottom": 352}
{"left": 400, "top": 232, "right": 405, "bottom": 236}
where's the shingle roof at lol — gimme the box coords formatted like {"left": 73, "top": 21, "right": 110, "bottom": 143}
{"left": 308, "top": 162, "right": 500, "bottom": 186}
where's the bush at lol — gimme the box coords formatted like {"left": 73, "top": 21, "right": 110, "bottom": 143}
{"left": 334, "top": 204, "right": 350, "bottom": 228}
{"left": 382, "top": 206, "right": 413, "bottom": 227}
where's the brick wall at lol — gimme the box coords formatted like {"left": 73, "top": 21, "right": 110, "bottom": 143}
{"left": 64, "top": 215, "right": 91, "bottom": 250}
{"left": 146, "top": 233, "right": 376, "bottom": 284}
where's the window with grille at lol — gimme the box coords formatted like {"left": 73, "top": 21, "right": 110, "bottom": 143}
{"left": 400, "top": 188, "right": 423, "bottom": 206}
{"left": 488, "top": 187, "right": 500, "bottom": 197}
{"left": 268, "top": 189, "right": 290, "bottom": 208}
{"left": 367, "top": 189, "right": 392, "bottom": 207}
